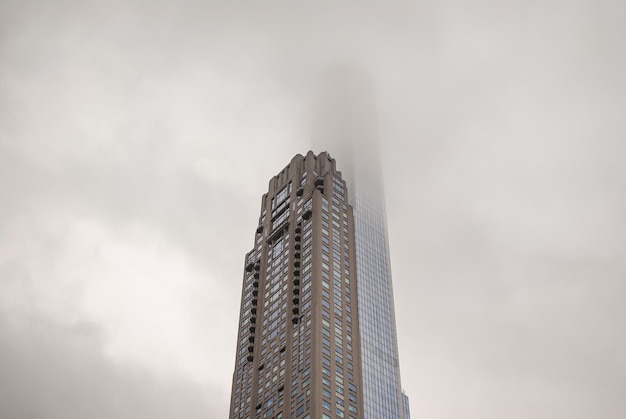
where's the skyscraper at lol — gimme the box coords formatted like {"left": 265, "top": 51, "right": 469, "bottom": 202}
{"left": 229, "top": 151, "right": 365, "bottom": 419}
{"left": 311, "top": 65, "right": 409, "bottom": 419}
{"left": 228, "top": 148, "right": 409, "bottom": 419}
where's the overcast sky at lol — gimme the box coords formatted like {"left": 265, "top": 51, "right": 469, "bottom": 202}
{"left": 1, "top": 1, "right": 625, "bottom": 418}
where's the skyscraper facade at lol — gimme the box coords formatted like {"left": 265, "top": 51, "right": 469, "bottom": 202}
{"left": 350, "top": 166, "right": 408, "bottom": 419}
{"left": 229, "top": 151, "right": 365, "bottom": 419}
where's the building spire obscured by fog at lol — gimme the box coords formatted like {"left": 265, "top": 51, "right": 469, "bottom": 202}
{"left": 310, "top": 64, "right": 410, "bottom": 419}
{"left": 310, "top": 62, "right": 382, "bottom": 190}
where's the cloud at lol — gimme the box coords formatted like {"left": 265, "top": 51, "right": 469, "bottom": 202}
{"left": 1, "top": 0, "right": 625, "bottom": 418}
{"left": 0, "top": 313, "right": 220, "bottom": 419}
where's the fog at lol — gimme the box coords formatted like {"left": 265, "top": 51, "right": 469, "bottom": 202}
{"left": 1, "top": 1, "right": 625, "bottom": 418}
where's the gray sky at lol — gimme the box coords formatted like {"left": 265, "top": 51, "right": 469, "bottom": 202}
{"left": 1, "top": 1, "right": 625, "bottom": 418}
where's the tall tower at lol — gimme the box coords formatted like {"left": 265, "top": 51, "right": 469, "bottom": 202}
{"left": 229, "top": 152, "right": 365, "bottom": 419}
{"left": 311, "top": 65, "right": 410, "bottom": 419}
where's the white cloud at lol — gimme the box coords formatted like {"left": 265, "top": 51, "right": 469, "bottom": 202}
{"left": 1, "top": 212, "right": 223, "bottom": 380}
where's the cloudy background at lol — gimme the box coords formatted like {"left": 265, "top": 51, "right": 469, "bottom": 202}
{"left": 1, "top": 1, "right": 625, "bottom": 418}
